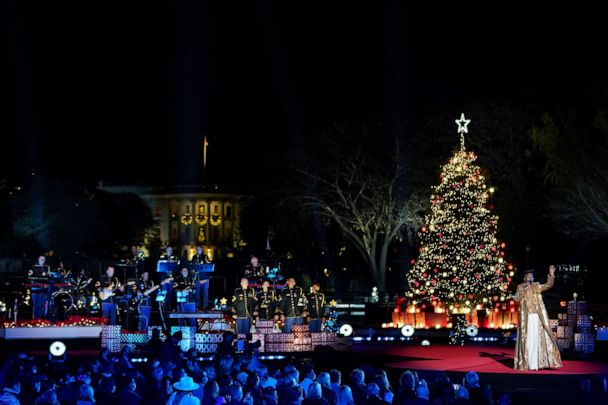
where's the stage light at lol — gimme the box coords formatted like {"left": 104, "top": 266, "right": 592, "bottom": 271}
{"left": 465, "top": 325, "right": 479, "bottom": 337}
{"left": 421, "top": 340, "right": 430, "bottom": 346}
{"left": 259, "top": 355, "right": 286, "bottom": 361}
{"left": 339, "top": 324, "right": 354, "bottom": 337}
{"left": 401, "top": 325, "right": 415, "bottom": 337}
{"left": 49, "top": 341, "right": 66, "bottom": 357}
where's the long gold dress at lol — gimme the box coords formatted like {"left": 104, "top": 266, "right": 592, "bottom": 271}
{"left": 513, "top": 274, "right": 563, "bottom": 370}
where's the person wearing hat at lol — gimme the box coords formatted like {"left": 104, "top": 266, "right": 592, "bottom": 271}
{"left": 513, "top": 265, "right": 562, "bottom": 370}
{"left": 167, "top": 376, "right": 201, "bottom": 405}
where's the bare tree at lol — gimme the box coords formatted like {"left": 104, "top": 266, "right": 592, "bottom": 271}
{"left": 293, "top": 130, "right": 426, "bottom": 291}
{"left": 549, "top": 168, "right": 608, "bottom": 237}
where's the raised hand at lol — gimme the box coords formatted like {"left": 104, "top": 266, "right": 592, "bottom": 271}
{"left": 549, "top": 265, "right": 556, "bottom": 276}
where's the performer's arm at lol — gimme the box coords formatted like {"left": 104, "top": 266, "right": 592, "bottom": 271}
{"left": 514, "top": 285, "right": 522, "bottom": 302}
{"left": 539, "top": 265, "right": 556, "bottom": 293}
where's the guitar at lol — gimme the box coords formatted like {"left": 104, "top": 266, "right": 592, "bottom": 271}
{"left": 141, "top": 277, "right": 173, "bottom": 297}
{"left": 99, "top": 281, "right": 136, "bottom": 301}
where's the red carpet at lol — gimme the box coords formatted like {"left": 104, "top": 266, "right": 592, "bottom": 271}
{"left": 353, "top": 344, "right": 608, "bottom": 375}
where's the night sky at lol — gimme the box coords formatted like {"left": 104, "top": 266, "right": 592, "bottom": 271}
{"left": 5, "top": 2, "right": 607, "bottom": 187}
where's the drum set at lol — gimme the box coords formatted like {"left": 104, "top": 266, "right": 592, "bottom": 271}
{"left": 49, "top": 272, "right": 99, "bottom": 316}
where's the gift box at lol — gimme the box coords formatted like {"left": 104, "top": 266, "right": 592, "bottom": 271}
{"left": 195, "top": 343, "right": 218, "bottom": 353}
{"left": 568, "top": 301, "right": 587, "bottom": 315}
{"left": 120, "top": 333, "right": 148, "bottom": 344}
{"left": 574, "top": 333, "right": 594, "bottom": 344}
{"left": 101, "top": 338, "right": 122, "bottom": 353}
{"left": 574, "top": 343, "right": 594, "bottom": 353}
{"left": 557, "top": 326, "right": 573, "bottom": 339}
{"left": 101, "top": 325, "right": 121, "bottom": 339}
{"left": 557, "top": 338, "right": 572, "bottom": 351}
{"left": 577, "top": 315, "right": 592, "bottom": 327}
{"left": 170, "top": 326, "right": 196, "bottom": 340}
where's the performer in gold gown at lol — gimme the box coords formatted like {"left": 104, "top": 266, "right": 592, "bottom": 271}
{"left": 513, "top": 265, "right": 562, "bottom": 370}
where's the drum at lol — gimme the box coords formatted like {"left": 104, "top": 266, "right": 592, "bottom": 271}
{"left": 52, "top": 291, "right": 74, "bottom": 312}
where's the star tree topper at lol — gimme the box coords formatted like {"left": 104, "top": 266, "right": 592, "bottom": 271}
{"left": 455, "top": 113, "right": 471, "bottom": 150}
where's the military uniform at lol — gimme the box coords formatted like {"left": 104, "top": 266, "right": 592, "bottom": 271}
{"left": 306, "top": 291, "right": 326, "bottom": 332}
{"left": 278, "top": 286, "right": 307, "bottom": 333}
{"left": 134, "top": 277, "right": 154, "bottom": 332}
{"left": 96, "top": 274, "right": 122, "bottom": 325}
{"left": 256, "top": 288, "right": 277, "bottom": 321}
{"left": 232, "top": 287, "right": 257, "bottom": 334}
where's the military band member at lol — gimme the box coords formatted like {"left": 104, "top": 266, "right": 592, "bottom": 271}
{"left": 306, "top": 283, "right": 326, "bottom": 333}
{"left": 191, "top": 245, "right": 211, "bottom": 264}
{"left": 231, "top": 277, "right": 257, "bottom": 335}
{"left": 278, "top": 277, "right": 307, "bottom": 333}
{"left": 29, "top": 255, "right": 51, "bottom": 319}
{"left": 135, "top": 271, "right": 154, "bottom": 331}
{"left": 244, "top": 255, "right": 265, "bottom": 277}
{"left": 95, "top": 266, "right": 124, "bottom": 325}
{"left": 175, "top": 267, "right": 196, "bottom": 326}
{"left": 191, "top": 245, "right": 212, "bottom": 309}
{"left": 255, "top": 279, "right": 278, "bottom": 322}
{"left": 158, "top": 246, "right": 178, "bottom": 310}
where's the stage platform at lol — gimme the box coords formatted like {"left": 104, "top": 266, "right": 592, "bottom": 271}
{"left": 353, "top": 344, "right": 608, "bottom": 375}
{"left": 0, "top": 326, "right": 103, "bottom": 340}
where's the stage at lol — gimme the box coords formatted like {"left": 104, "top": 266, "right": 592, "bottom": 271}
{"left": 353, "top": 344, "right": 608, "bottom": 375}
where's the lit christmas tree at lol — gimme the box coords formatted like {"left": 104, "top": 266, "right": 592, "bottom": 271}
{"left": 407, "top": 114, "right": 515, "bottom": 344}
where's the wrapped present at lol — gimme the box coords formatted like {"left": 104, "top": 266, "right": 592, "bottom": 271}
{"left": 578, "top": 326, "right": 593, "bottom": 335}
{"left": 568, "top": 301, "right": 587, "bottom": 315}
{"left": 101, "top": 325, "right": 121, "bottom": 339}
{"left": 292, "top": 324, "right": 309, "bottom": 333}
{"left": 256, "top": 320, "right": 275, "bottom": 328}
{"left": 577, "top": 315, "right": 592, "bottom": 326}
{"left": 120, "top": 333, "right": 148, "bottom": 344}
{"left": 170, "top": 326, "right": 196, "bottom": 340}
{"left": 195, "top": 333, "right": 224, "bottom": 343}
{"left": 557, "top": 338, "right": 572, "bottom": 351}
{"left": 179, "top": 339, "right": 195, "bottom": 352}
{"left": 557, "top": 326, "right": 573, "bottom": 339}
{"left": 425, "top": 313, "right": 448, "bottom": 328}
{"left": 574, "top": 343, "right": 594, "bottom": 353}
{"left": 101, "top": 338, "right": 122, "bottom": 353}
{"left": 574, "top": 333, "right": 594, "bottom": 344}
{"left": 195, "top": 343, "right": 218, "bottom": 353}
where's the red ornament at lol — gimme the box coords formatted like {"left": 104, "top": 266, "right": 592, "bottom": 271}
{"left": 474, "top": 273, "right": 481, "bottom": 279}
{"left": 422, "top": 273, "right": 428, "bottom": 278}
{"left": 453, "top": 277, "right": 459, "bottom": 283}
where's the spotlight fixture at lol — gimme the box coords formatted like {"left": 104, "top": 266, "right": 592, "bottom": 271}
{"left": 339, "top": 324, "right": 354, "bottom": 337}
{"left": 465, "top": 325, "right": 479, "bottom": 337}
{"left": 49, "top": 341, "right": 66, "bottom": 357}
{"left": 401, "top": 324, "right": 415, "bottom": 337}
{"left": 421, "top": 340, "right": 431, "bottom": 346}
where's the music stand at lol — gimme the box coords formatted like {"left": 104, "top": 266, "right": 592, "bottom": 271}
{"left": 31, "top": 265, "right": 50, "bottom": 278}
{"left": 157, "top": 260, "right": 178, "bottom": 274}
{"left": 191, "top": 264, "right": 214, "bottom": 309}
